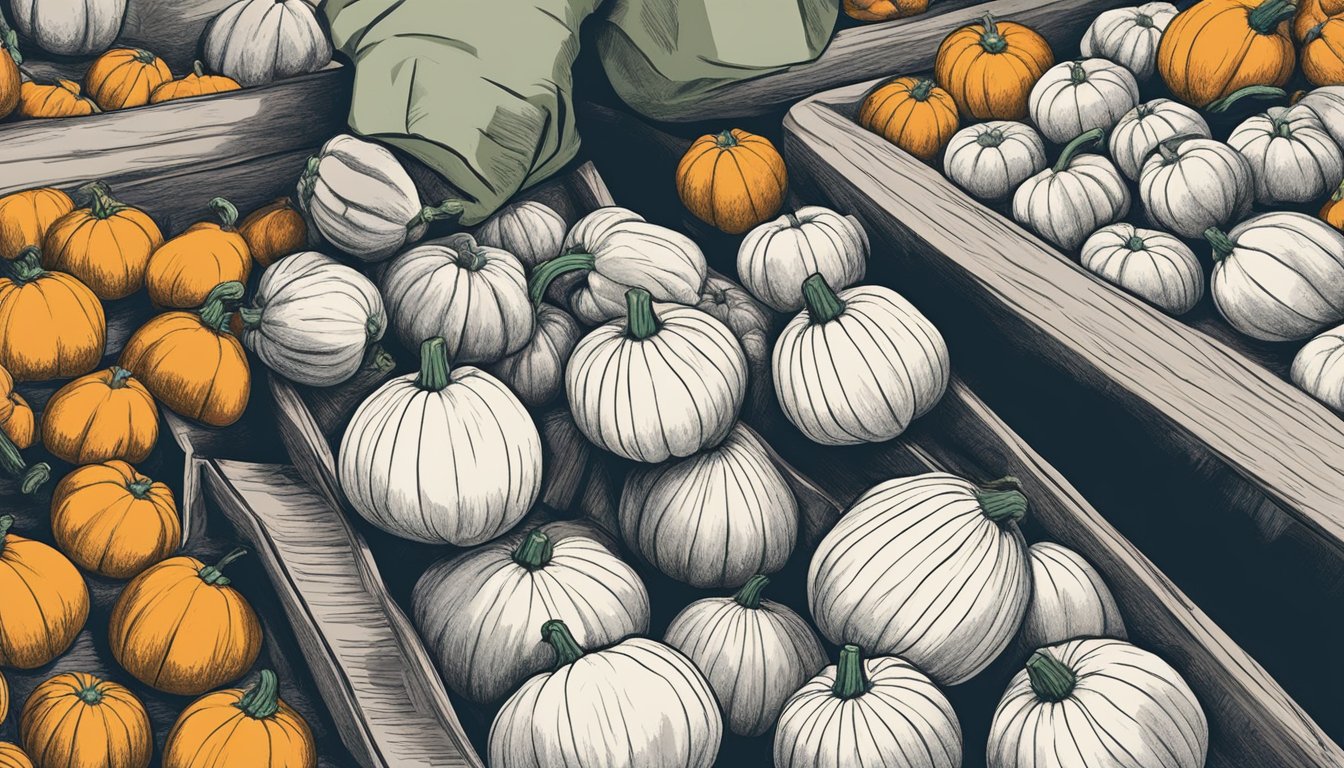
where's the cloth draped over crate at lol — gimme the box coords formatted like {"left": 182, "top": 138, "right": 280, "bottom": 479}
{"left": 321, "top": 0, "right": 837, "bottom": 226}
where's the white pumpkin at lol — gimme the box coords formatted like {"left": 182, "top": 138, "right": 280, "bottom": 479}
{"left": 1207, "top": 212, "right": 1344, "bottom": 341}
{"left": 1109, "top": 99, "right": 1211, "bottom": 181}
{"left": 489, "top": 620, "right": 722, "bottom": 768}
{"left": 1294, "top": 85, "right": 1344, "bottom": 147}
{"left": 202, "top": 0, "right": 332, "bottom": 87}
{"left": 413, "top": 524, "right": 650, "bottom": 704}
{"left": 475, "top": 200, "right": 567, "bottom": 269}
{"left": 298, "top": 134, "right": 459, "bottom": 262}
{"left": 773, "top": 275, "right": 948, "bottom": 445}
{"left": 337, "top": 337, "right": 542, "bottom": 545}
{"left": 9, "top": 0, "right": 125, "bottom": 56}
{"left": 1293, "top": 324, "right": 1344, "bottom": 411}
{"left": 487, "top": 303, "right": 579, "bottom": 407}
{"left": 1028, "top": 59, "right": 1141, "bottom": 144}
{"left": 620, "top": 424, "right": 798, "bottom": 588}
{"left": 1018, "top": 543, "right": 1127, "bottom": 650}
{"left": 664, "top": 575, "right": 826, "bottom": 737}
{"left": 1079, "top": 2, "right": 1178, "bottom": 80}
{"left": 988, "top": 640, "right": 1208, "bottom": 768}
{"left": 567, "top": 288, "right": 746, "bottom": 463}
{"left": 943, "top": 120, "right": 1048, "bottom": 201}
{"left": 774, "top": 644, "right": 962, "bottom": 768}
{"left": 736, "top": 206, "right": 869, "bottom": 312}
{"left": 808, "top": 473, "right": 1031, "bottom": 685}
{"left": 695, "top": 275, "right": 773, "bottom": 371}
{"left": 1228, "top": 106, "right": 1344, "bottom": 204}
{"left": 238, "top": 251, "right": 387, "bottom": 387}
{"left": 532, "top": 206, "right": 706, "bottom": 325}
{"left": 1013, "top": 129, "right": 1130, "bottom": 252}
{"left": 1139, "top": 136, "right": 1254, "bottom": 239}
{"left": 1080, "top": 223, "right": 1204, "bottom": 315}
{"left": 381, "top": 233, "right": 534, "bottom": 365}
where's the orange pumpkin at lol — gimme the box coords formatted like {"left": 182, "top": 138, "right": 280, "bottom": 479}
{"left": 0, "top": 22, "right": 20, "bottom": 120}
{"left": 149, "top": 61, "right": 241, "bottom": 104}
{"left": 1158, "top": 0, "right": 1296, "bottom": 107}
{"left": 0, "top": 743, "right": 31, "bottom": 768}
{"left": 238, "top": 197, "right": 306, "bottom": 268}
{"left": 0, "top": 516, "right": 89, "bottom": 668}
{"left": 19, "top": 672, "right": 152, "bottom": 768}
{"left": 52, "top": 460, "right": 180, "bottom": 579}
{"left": 146, "top": 198, "right": 251, "bottom": 308}
{"left": 85, "top": 48, "right": 173, "bottom": 111}
{"left": 934, "top": 14, "right": 1054, "bottom": 120}
{"left": 0, "top": 669, "right": 7, "bottom": 724}
{"left": 120, "top": 281, "right": 251, "bottom": 426}
{"left": 109, "top": 548, "right": 263, "bottom": 695}
{"left": 676, "top": 129, "right": 788, "bottom": 235}
{"left": 17, "top": 78, "right": 99, "bottom": 118}
{"left": 0, "top": 188, "right": 74, "bottom": 260}
{"left": 41, "top": 366, "right": 158, "bottom": 464}
{"left": 843, "top": 0, "right": 928, "bottom": 21}
{"left": 1, "top": 390, "right": 33, "bottom": 449}
{"left": 1297, "top": 0, "right": 1329, "bottom": 41}
{"left": 859, "top": 77, "right": 960, "bottom": 161}
{"left": 164, "top": 670, "right": 318, "bottom": 768}
{"left": 1304, "top": 19, "right": 1344, "bottom": 86}
{"left": 0, "top": 365, "right": 45, "bottom": 493}
{"left": 0, "top": 247, "right": 105, "bottom": 381}
{"left": 1322, "top": 180, "right": 1344, "bottom": 231}
{"left": 1323, "top": 0, "right": 1344, "bottom": 13}
{"left": 44, "top": 182, "right": 164, "bottom": 300}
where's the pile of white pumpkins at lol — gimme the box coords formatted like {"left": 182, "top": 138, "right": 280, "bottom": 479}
{"left": 223, "top": 131, "right": 1215, "bottom": 767}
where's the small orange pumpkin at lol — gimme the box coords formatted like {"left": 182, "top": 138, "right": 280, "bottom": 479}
{"left": 42, "top": 366, "right": 159, "bottom": 464}
{"left": 1322, "top": 180, "right": 1344, "bottom": 230}
{"left": 676, "top": 129, "right": 788, "bottom": 235}
{"left": 1158, "top": 0, "right": 1296, "bottom": 107}
{"left": 19, "top": 672, "right": 152, "bottom": 768}
{"left": 0, "top": 669, "right": 7, "bottom": 724}
{"left": 164, "top": 670, "right": 318, "bottom": 768}
{"left": 17, "top": 78, "right": 99, "bottom": 118}
{"left": 120, "top": 281, "right": 251, "bottom": 426}
{"left": 1303, "top": 19, "right": 1344, "bottom": 86}
{"left": 146, "top": 198, "right": 251, "bottom": 308}
{"left": 0, "top": 22, "right": 20, "bottom": 120}
{"left": 0, "top": 247, "right": 105, "bottom": 382}
{"left": 149, "top": 61, "right": 241, "bottom": 104}
{"left": 238, "top": 197, "right": 306, "bottom": 268}
{"left": 85, "top": 48, "right": 173, "bottom": 111}
{"left": 0, "top": 188, "right": 74, "bottom": 260}
{"left": 1, "top": 390, "right": 34, "bottom": 449}
{"left": 109, "top": 548, "right": 263, "bottom": 695}
{"left": 0, "top": 515, "right": 89, "bottom": 668}
{"left": 843, "top": 0, "right": 928, "bottom": 21}
{"left": 934, "top": 14, "right": 1054, "bottom": 120}
{"left": 52, "top": 460, "right": 180, "bottom": 579}
{"left": 0, "top": 365, "right": 46, "bottom": 493}
{"left": 1297, "top": 0, "right": 1329, "bottom": 41}
{"left": 44, "top": 182, "right": 164, "bottom": 300}
{"left": 0, "top": 743, "right": 31, "bottom": 768}
{"left": 859, "top": 77, "right": 960, "bottom": 161}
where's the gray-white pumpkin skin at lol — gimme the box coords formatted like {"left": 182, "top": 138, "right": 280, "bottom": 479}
{"left": 1210, "top": 212, "right": 1344, "bottom": 342}
{"left": 620, "top": 424, "right": 799, "bottom": 588}
{"left": 1109, "top": 99, "right": 1211, "bottom": 181}
{"left": 1018, "top": 542, "right": 1127, "bottom": 651}
{"left": 943, "top": 120, "right": 1048, "bottom": 202}
{"left": 1139, "top": 138, "right": 1254, "bottom": 239}
{"left": 1080, "top": 223, "right": 1204, "bottom": 315}
{"left": 475, "top": 200, "right": 567, "bottom": 269}
{"left": 241, "top": 251, "right": 386, "bottom": 387}
{"left": 1228, "top": 107, "right": 1344, "bottom": 205}
{"left": 988, "top": 639, "right": 1208, "bottom": 768}
{"left": 807, "top": 472, "right": 1031, "bottom": 685}
{"left": 1028, "top": 59, "right": 1140, "bottom": 144}
{"left": 10, "top": 0, "right": 125, "bottom": 55}
{"left": 1079, "top": 2, "right": 1178, "bottom": 80}
{"left": 1014, "top": 147, "right": 1130, "bottom": 252}
{"left": 202, "top": 0, "right": 332, "bottom": 87}
{"left": 774, "top": 654, "right": 962, "bottom": 768}
{"left": 695, "top": 275, "right": 773, "bottom": 372}
{"left": 489, "top": 636, "right": 722, "bottom": 768}
{"left": 487, "top": 303, "right": 580, "bottom": 407}
{"left": 413, "top": 525, "right": 650, "bottom": 704}
{"left": 736, "top": 206, "right": 869, "bottom": 312}
{"left": 663, "top": 584, "right": 826, "bottom": 737}
{"left": 1293, "top": 86, "right": 1344, "bottom": 148}
{"left": 1293, "top": 324, "right": 1344, "bottom": 411}
{"left": 381, "top": 234, "right": 534, "bottom": 365}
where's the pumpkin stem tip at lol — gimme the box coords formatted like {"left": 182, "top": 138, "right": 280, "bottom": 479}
{"left": 978, "top": 14, "right": 1007, "bottom": 53}
{"left": 801, "top": 273, "right": 846, "bottom": 324}
{"left": 833, "top": 644, "right": 871, "bottom": 699}
{"left": 715, "top": 129, "right": 739, "bottom": 148}
{"left": 976, "top": 477, "right": 1027, "bottom": 524}
{"left": 625, "top": 288, "right": 662, "bottom": 340}
{"left": 20, "top": 462, "right": 50, "bottom": 496}
{"left": 541, "top": 619, "right": 586, "bottom": 668}
{"left": 527, "top": 251, "right": 596, "bottom": 307}
{"left": 512, "top": 529, "right": 554, "bottom": 569}
{"left": 415, "top": 337, "right": 452, "bottom": 392}
{"left": 910, "top": 78, "right": 935, "bottom": 101}
{"left": 108, "top": 366, "right": 133, "bottom": 388}
{"left": 1026, "top": 650, "right": 1077, "bottom": 702}
{"left": 238, "top": 670, "right": 282, "bottom": 719}
{"left": 733, "top": 574, "right": 771, "bottom": 609}
{"left": 1204, "top": 227, "right": 1236, "bottom": 260}
{"left": 200, "top": 547, "right": 248, "bottom": 586}
{"left": 412, "top": 200, "right": 465, "bottom": 229}
{"left": 209, "top": 197, "right": 240, "bottom": 229}
{"left": 128, "top": 476, "right": 155, "bottom": 498}
{"left": 1052, "top": 129, "right": 1104, "bottom": 173}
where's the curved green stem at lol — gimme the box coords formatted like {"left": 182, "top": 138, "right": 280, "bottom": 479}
{"left": 237, "top": 306, "right": 263, "bottom": 330}
{"left": 976, "top": 476, "right": 1027, "bottom": 523}
{"left": 1205, "top": 227, "right": 1236, "bottom": 261}
{"left": 415, "top": 337, "right": 451, "bottom": 392}
{"left": 79, "top": 181, "right": 126, "bottom": 219}
{"left": 238, "top": 670, "right": 281, "bottom": 719}
{"left": 979, "top": 14, "right": 1007, "bottom": 53}
{"left": 1052, "top": 128, "right": 1104, "bottom": 173}
{"left": 1247, "top": 0, "right": 1298, "bottom": 34}
{"left": 625, "top": 288, "right": 661, "bottom": 340}
{"left": 541, "top": 619, "right": 586, "bottom": 668}
{"left": 198, "top": 281, "right": 245, "bottom": 333}
{"left": 209, "top": 197, "right": 239, "bottom": 230}
{"left": 409, "top": 200, "right": 465, "bottom": 230}
{"left": 833, "top": 645, "right": 871, "bottom": 699}
{"left": 1205, "top": 84, "right": 1287, "bottom": 113}
{"left": 365, "top": 342, "right": 395, "bottom": 374}
{"left": 191, "top": 60, "right": 206, "bottom": 78}
{"left": 1027, "top": 650, "right": 1077, "bottom": 702}
{"left": 512, "top": 529, "right": 554, "bottom": 569}
{"left": 9, "top": 247, "right": 44, "bottom": 283}
{"left": 529, "top": 252, "right": 596, "bottom": 306}
{"left": 802, "top": 273, "right": 846, "bottom": 324}
{"left": 132, "top": 48, "right": 157, "bottom": 64}
{"left": 734, "top": 574, "right": 770, "bottom": 609}
{"left": 2, "top": 22, "right": 22, "bottom": 67}
{"left": 0, "top": 425, "right": 49, "bottom": 494}
{"left": 910, "top": 78, "right": 934, "bottom": 101}
{"left": 199, "top": 547, "right": 247, "bottom": 586}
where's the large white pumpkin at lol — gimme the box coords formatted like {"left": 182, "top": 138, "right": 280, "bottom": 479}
{"left": 736, "top": 206, "right": 869, "bottom": 312}
{"left": 774, "top": 274, "right": 948, "bottom": 445}
{"left": 1079, "top": 2, "right": 1178, "bottom": 80}
{"left": 1207, "top": 212, "right": 1344, "bottom": 341}
{"left": 774, "top": 644, "right": 962, "bottom": 768}
{"left": 239, "top": 251, "right": 386, "bottom": 387}
{"left": 1013, "top": 129, "right": 1130, "bottom": 251}
{"left": 337, "top": 337, "right": 542, "bottom": 545}
{"left": 1228, "top": 106, "right": 1344, "bottom": 204}
{"left": 567, "top": 288, "right": 746, "bottom": 463}
{"left": 1028, "top": 59, "right": 1140, "bottom": 144}
{"left": 1080, "top": 223, "right": 1204, "bottom": 315}
{"left": 1139, "top": 136, "right": 1254, "bottom": 239}
{"left": 487, "top": 303, "right": 580, "bottom": 407}
{"left": 1018, "top": 542, "right": 1127, "bottom": 650}
{"left": 489, "top": 621, "right": 722, "bottom": 768}
{"left": 202, "top": 0, "right": 332, "bottom": 87}
{"left": 413, "top": 524, "right": 650, "bottom": 704}
{"left": 808, "top": 473, "right": 1031, "bottom": 685}
{"left": 1108, "top": 99, "right": 1210, "bottom": 181}
{"left": 988, "top": 640, "right": 1208, "bottom": 768}
{"left": 1292, "top": 324, "right": 1344, "bottom": 411}
{"left": 620, "top": 424, "right": 798, "bottom": 588}
{"left": 10, "top": 0, "right": 125, "bottom": 56}
{"left": 664, "top": 575, "right": 826, "bottom": 737}
{"left": 943, "top": 120, "right": 1048, "bottom": 201}
{"left": 475, "top": 200, "right": 567, "bottom": 268}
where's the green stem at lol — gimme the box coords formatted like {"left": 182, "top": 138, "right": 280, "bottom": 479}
{"left": 2, "top": 23, "right": 22, "bottom": 67}
{"left": 979, "top": 14, "right": 1008, "bottom": 53}
{"left": 832, "top": 644, "right": 870, "bottom": 699}
{"left": 454, "top": 241, "right": 488, "bottom": 271}
{"left": 1052, "top": 128, "right": 1104, "bottom": 173}
{"left": 76, "top": 680, "right": 104, "bottom": 705}
{"left": 199, "top": 547, "right": 247, "bottom": 586}
{"left": 127, "top": 476, "right": 154, "bottom": 498}
{"left": 975, "top": 476, "right": 1027, "bottom": 523}
{"left": 9, "top": 246, "right": 44, "bottom": 283}
{"left": 108, "top": 366, "right": 133, "bottom": 389}
{"left": 1136, "top": 102, "right": 1155, "bottom": 118}
{"left": 512, "top": 529, "right": 554, "bottom": 569}
{"left": 1205, "top": 227, "right": 1236, "bottom": 261}
{"left": 625, "top": 288, "right": 661, "bottom": 340}
{"left": 409, "top": 200, "right": 465, "bottom": 230}
{"left": 298, "top": 156, "right": 320, "bottom": 206}
{"left": 528, "top": 252, "right": 596, "bottom": 306}
{"left": 237, "top": 306, "right": 263, "bottom": 330}
{"left": 1027, "top": 650, "right": 1077, "bottom": 702}
{"left": 238, "top": 670, "right": 281, "bottom": 719}
{"left": 415, "top": 337, "right": 451, "bottom": 392}
{"left": 132, "top": 48, "right": 156, "bottom": 64}
{"left": 785, "top": 212, "right": 802, "bottom": 228}
{"left": 0, "top": 515, "right": 10, "bottom": 550}
{"left": 801, "top": 273, "right": 846, "bottom": 324}
{"left": 910, "top": 78, "right": 934, "bottom": 101}
{"left": 1135, "top": 12, "right": 1154, "bottom": 28}
{"left": 715, "top": 129, "right": 739, "bottom": 148}
{"left": 1205, "top": 84, "right": 1287, "bottom": 113}
{"left": 1125, "top": 235, "right": 1147, "bottom": 251}
{"left": 79, "top": 181, "right": 126, "bottom": 219}
{"left": 1247, "top": 0, "right": 1298, "bottom": 34}
{"left": 977, "top": 128, "right": 1006, "bottom": 148}
{"left": 366, "top": 343, "right": 395, "bottom": 373}
{"left": 198, "top": 281, "right": 245, "bottom": 333}
{"left": 0, "top": 425, "right": 50, "bottom": 494}
{"left": 733, "top": 574, "right": 770, "bottom": 609}
{"left": 1069, "top": 61, "right": 1088, "bottom": 85}
{"left": 1333, "top": 179, "right": 1344, "bottom": 203}
{"left": 541, "top": 619, "right": 586, "bottom": 668}
{"left": 209, "top": 197, "right": 239, "bottom": 230}
{"left": 191, "top": 61, "right": 206, "bottom": 78}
